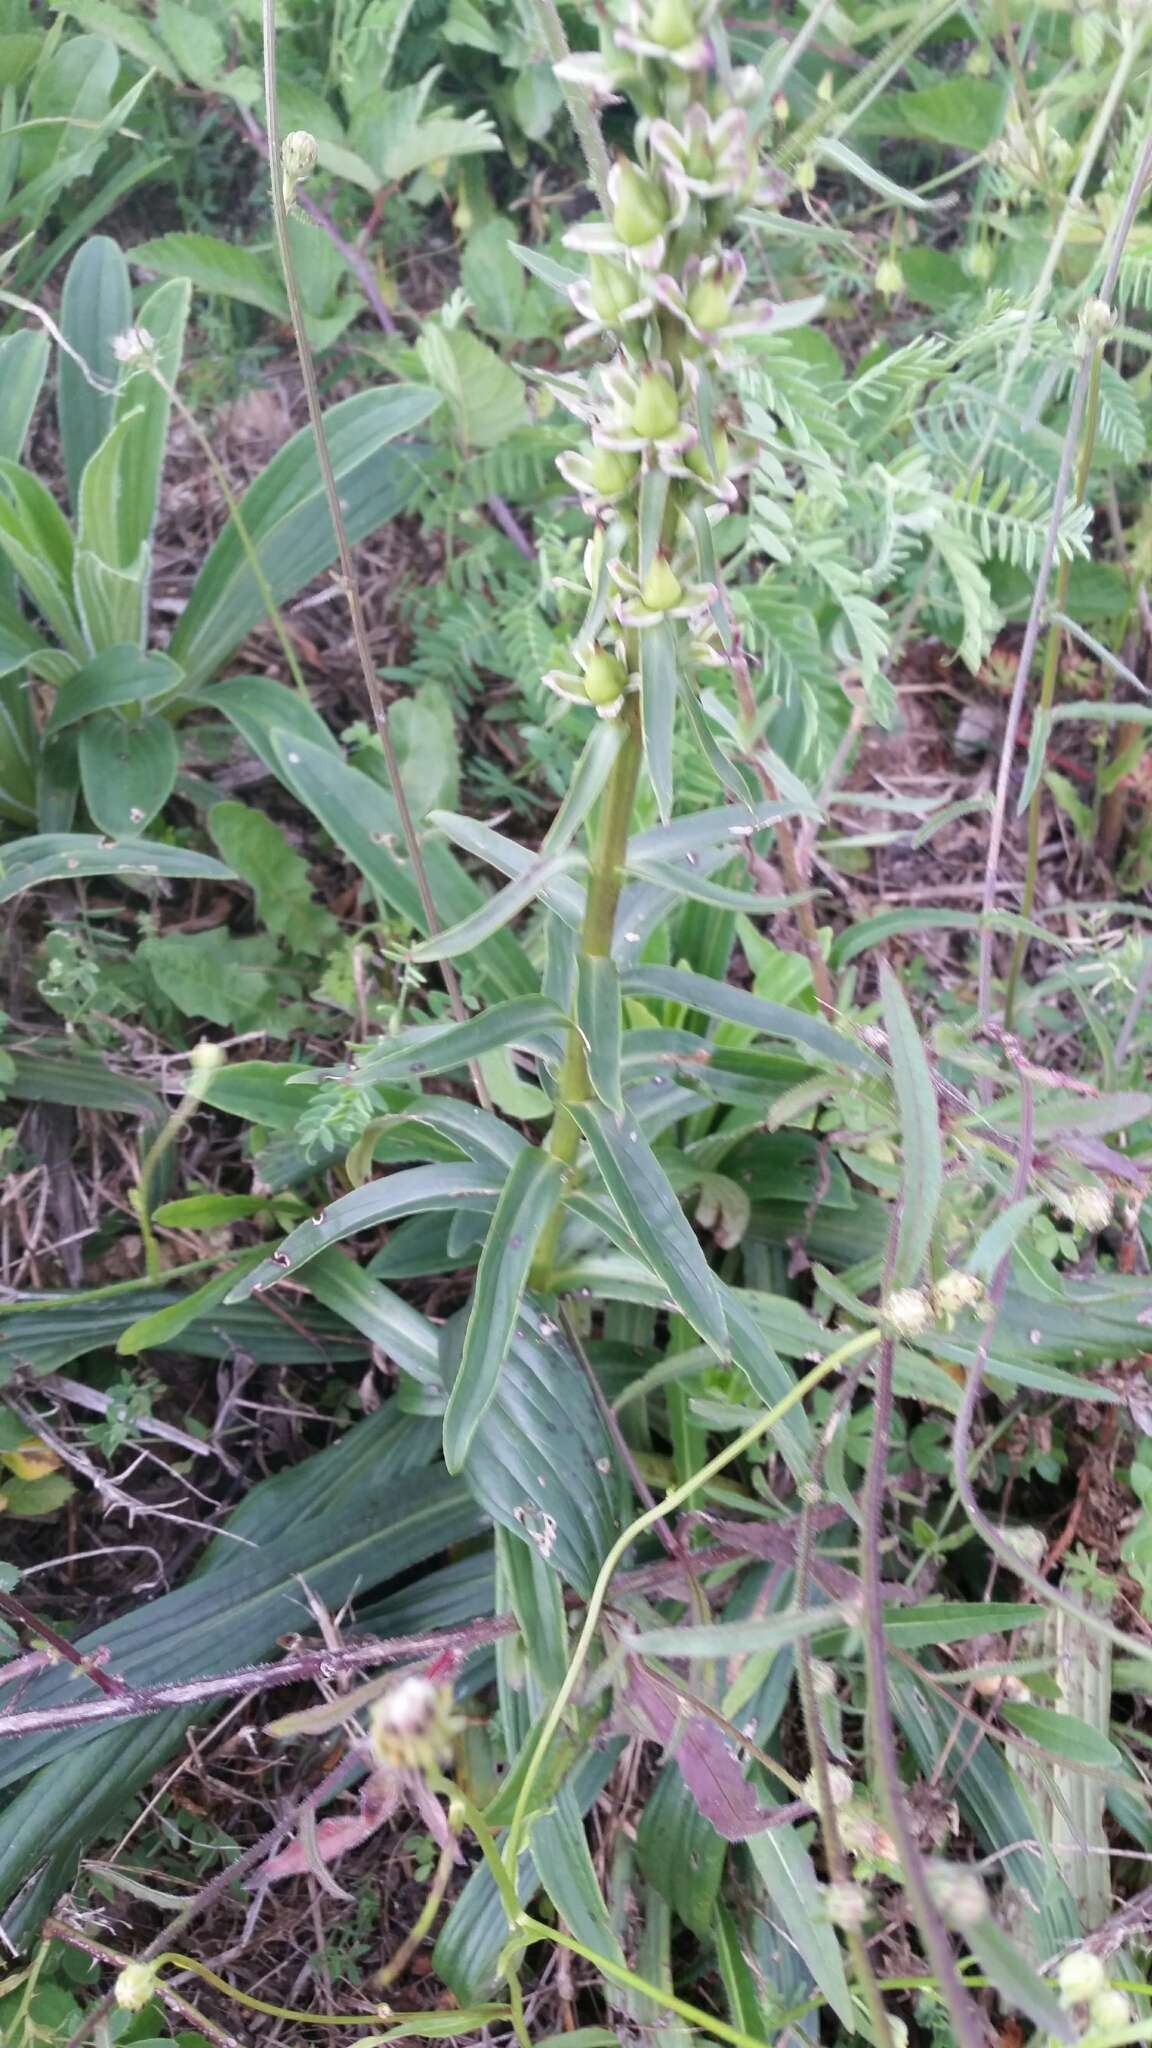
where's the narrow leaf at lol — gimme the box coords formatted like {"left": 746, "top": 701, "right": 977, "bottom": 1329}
{"left": 640, "top": 619, "right": 678, "bottom": 824}
{"left": 443, "top": 1147, "right": 565, "bottom": 1472}
{"left": 576, "top": 956, "right": 623, "bottom": 1113}
{"left": 880, "top": 962, "right": 942, "bottom": 1288}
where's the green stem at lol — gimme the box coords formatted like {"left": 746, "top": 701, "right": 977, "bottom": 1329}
{"left": 1003, "top": 342, "right": 1103, "bottom": 1025}
{"left": 516, "top": 1918, "right": 776, "bottom": 2048}
{"left": 502, "top": 1327, "right": 880, "bottom": 1874}
{"left": 525, "top": 0, "right": 611, "bottom": 211}
{"left": 529, "top": 699, "right": 643, "bottom": 1286}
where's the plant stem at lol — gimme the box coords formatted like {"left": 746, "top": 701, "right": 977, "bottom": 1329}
{"left": 259, "top": 0, "right": 489, "bottom": 1110}
{"left": 516, "top": 1918, "right": 777, "bottom": 2048}
{"left": 526, "top": 0, "right": 611, "bottom": 211}
{"left": 529, "top": 699, "right": 643, "bottom": 1286}
{"left": 1002, "top": 342, "right": 1104, "bottom": 1025}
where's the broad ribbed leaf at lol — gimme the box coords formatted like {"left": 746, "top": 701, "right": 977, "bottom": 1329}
{"left": 0, "top": 1289, "right": 365, "bottom": 1381}
{"left": 0, "top": 1408, "right": 475, "bottom": 1939}
{"left": 570, "top": 1100, "right": 727, "bottom": 1354}
{"left": 0, "top": 331, "right": 49, "bottom": 468}
{"left": 880, "top": 962, "right": 942, "bottom": 1286}
{"left": 112, "top": 276, "right": 190, "bottom": 561}
{"left": 444, "top": 1148, "right": 566, "bottom": 1471}
{"left": 226, "top": 1163, "right": 504, "bottom": 1301}
{"left": 57, "top": 235, "right": 130, "bottom": 503}
{"left": 636, "top": 1764, "right": 726, "bottom": 1938}
{"left": 4, "top": 1046, "right": 163, "bottom": 1121}
{"left": 0, "top": 459, "right": 84, "bottom": 657}
{"left": 445, "top": 1303, "right": 621, "bottom": 1596}
{"left": 44, "top": 646, "right": 182, "bottom": 734}
{"left": 170, "top": 386, "right": 441, "bottom": 687}
{"left": 0, "top": 833, "right": 233, "bottom": 904}
{"left": 78, "top": 710, "right": 178, "bottom": 834}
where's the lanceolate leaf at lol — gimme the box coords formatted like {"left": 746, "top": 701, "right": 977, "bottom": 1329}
{"left": 329, "top": 997, "right": 566, "bottom": 1089}
{"left": 409, "top": 851, "right": 577, "bottom": 963}
{"left": 444, "top": 1147, "right": 566, "bottom": 1472}
{"left": 569, "top": 1100, "right": 728, "bottom": 1354}
{"left": 0, "top": 834, "right": 233, "bottom": 904}
{"left": 624, "top": 965, "right": 881, "bottom": 1072}
{"left": 748, "top": 1824, "right": 853, "bottom": 2029}
{"left": 225, "top": 1163, "right": 505, "bottom": 1301}
{"left": 576, "top": 956, "right": 624, "bottom": 1113}
{"left": 44, "top": 646, "right": 182, "bottom": 733}
{"left": 57, "top": 234, "right": 131, "bottom": 504}
{"left": 639, "top": 619, "right": 678, "bottom": 824}
{"left": 879, "top": 961, "right": 942, "bottom": 1287}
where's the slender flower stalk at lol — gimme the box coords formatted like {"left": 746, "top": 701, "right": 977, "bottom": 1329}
{"left": 528, "top": 0, "right": 815, "bottom": 1285}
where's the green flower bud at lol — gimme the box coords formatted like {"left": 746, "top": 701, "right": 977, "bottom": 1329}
{"left": 687, "top": 278, "right": 732, "bottom": 330}
{"left": 589, "top": 254, "right": 639, "bottom": 323}
{"left": 640, "top": 556, "right": 683, "bottom": 611}
{"left": 645, "top": 0, "right": 697, "bottom": 49}
{"left": 629, "top": 370, "right": 681, "bottom": 438}
{"left": 795, "top": 158, "right": 817, "bottom": 193}
{"left": 966, "top": 243, "right": 993, "bottom": 281}
{"left": 686, "top": 423, "right": 730, "bottom": 481}
{"left": 590, "top": 446, "right": 639, "bottom": 496}
{"left": 583, "top": 650, "right": 628, "bottom": 705}
{"left": 281, "top": 129, "right": 318, "bottom": 184}
{"left": 1057, "top": 1950, "right": 1106, "bottom": 2007}
{"left": 613, "top": 162, "right": 669, "bottom": 248}
{"left": 875, "top": 255, "right": 905, "bottom": 298}
{"left": 189, "top": 1039, "right": 225, "bottom": 1074}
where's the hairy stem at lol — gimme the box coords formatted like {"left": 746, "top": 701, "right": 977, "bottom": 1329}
{"left": 526, "top": 0, "right": 611, "bottom": 210}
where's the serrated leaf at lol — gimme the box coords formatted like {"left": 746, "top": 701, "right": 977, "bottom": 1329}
{"left": 444, "top": 1148, "right": 565, "bottom": 1472}
{"left": 570, "top": 1100, "right": 727, "bottom": 1354}
{"left": 416, "top": 327, "right": 527, "bottom": 452}
{"left": 207, "top": 800, "right": 339, "bottom": 957}
{"left": 78, "top": 711, "right": 177, "bottom": 835}
{"left": 880, "top": 962, "right": 942, "bottom": 1287}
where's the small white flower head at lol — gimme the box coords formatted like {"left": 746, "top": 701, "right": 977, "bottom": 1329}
{"left": 823, "top": 1880, "right": 867, "bottom": 1930}
{"left": 925, "top": 1862, "right": 988, "bottom": 1932}
{"left": 881, "top": 1286, "right": 933, "bottom": 1340}
{"left": 809, "top": 1657, "right": 837, "bottom": 1699}
{"left": 1056, "top": 1948, "right": 1106, "bottom": 2007}
{"left": 115, "top": 1962, "right": 159, "bottom": 2012}
{"left": 1057, "top": 1183, "right": 1113, "bottom": 1235}
{"left": 931, "top": 1269, "right": 985, "bottom": 1319}
{"left": 368, "top": 1673, "right": 461, "bottom": 1773}
{"left": 1078, "top": 296, "right": 1118, "bottom": 348}
{"left": 111, "top": 326, "right": 156, "bottom": 369}
{"left": 1089, "top": 1986, "right": 1131, "bottom": 2030}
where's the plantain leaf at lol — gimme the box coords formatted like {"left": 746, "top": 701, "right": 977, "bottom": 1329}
{"left": 171, "top": 386, "right": 441, "bottom": 687}
{"left": 57, "top": 234, "right": 131, "bottom": 504}
{"left": 0, "top": 833, "right": 233, "bottom": 904}
{"left": 570, "top": 1100, "right": 728, "bottom": 1354}
{"left": 44, "top": 646, "right": 182, "bottom": 734}
{"left": 879, "top": 962, "right": 942, "bottom": 1287}
{"left": 77, "top": 711, "right": 178, "bottom": 834}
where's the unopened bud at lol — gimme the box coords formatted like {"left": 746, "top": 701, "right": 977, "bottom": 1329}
{"left": 589, "top": 446, "right": 638, "bottom": 497}
{"left": 644, "top": 0, "right": 697, "bottom": 50}
{"left": 1057, "top": 1949, "right": 1106, "bottom": 2006}
{"left": 583, "top": 649, "right": 628, "bottom": 706}
{"left": 612, "top": 161, "right": 669, "bottom": 248}
{"left": 629, "top": 369, "right": 681, "bottom": 439}
{"left": 1079, "top": 296, "right": 1117, "bottom": 347}
{"left": 875, "top": 256, "right": 905, "bottom": 298}
{"left": 368, "top": 1674, "right": 460, "bottom": 1772}
{"left": 281, "top": 130, "right": 318, "bottom": 186}
{"left": 640, "top": 556, "right": 683, "bottom": 611}
{"left": 687, "top": 278, "right": 732, "bottom": 330}
{"left": 189, "top": 1039, "right": 225, "bottom": 1074}
{"left": 795, "top": 159, "right": 817, "bottom": 194}
{"left": 1089, "top": 1986, "right": 1131, "bottom": 2029}
{"left": 588, "top": 254, "right": 638, "bottom": 324}
{"left": 966, "top": 243, "right": 993, "bottom": 281}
